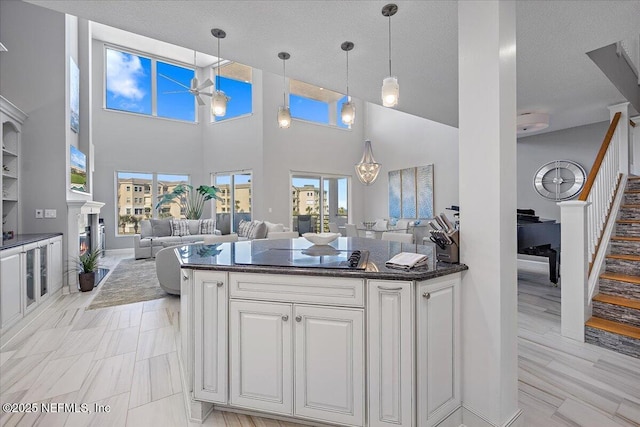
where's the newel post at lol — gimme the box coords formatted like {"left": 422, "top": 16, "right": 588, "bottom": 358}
{"left": 559, "top": 200, "right": 590, "bottom": 342}
{"left": 609, "top": 102, "right": 630, "bottom": 175}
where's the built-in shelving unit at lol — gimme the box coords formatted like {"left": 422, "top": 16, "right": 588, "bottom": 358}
{"left": 1, "top": 96, "right": 27, "bottom": 240}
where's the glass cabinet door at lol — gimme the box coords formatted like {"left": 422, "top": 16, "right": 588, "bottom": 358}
{"left": 40, "top": 244, "right": 48, "bottom": 298}
{"left": 25, "top": 247, "right": 36, "bottom": 309}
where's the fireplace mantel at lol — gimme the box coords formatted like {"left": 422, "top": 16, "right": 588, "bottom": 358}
{"left": 66, "top": 200, "right": 105, "bottom": 293}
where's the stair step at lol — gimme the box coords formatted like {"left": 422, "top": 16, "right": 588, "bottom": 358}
{"left": 593, "top": 293, "right": 640, "bottom": 310}
{"left": 586, "top": 317, "right": 640, "bottom": 340}
{"left": 607, "top": 253, "right": 640, "bottom": 262}
{"left": 600, "top": 272, "right": 640, "bottom": 284}
{"left": 611, "top": 236, "right": 640, "bottom": 242}
{"left": 617, "top": 219, "right": 640, "bottom": 224}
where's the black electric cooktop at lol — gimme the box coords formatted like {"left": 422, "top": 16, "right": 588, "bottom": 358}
{"left": 235, "top": 248, "right": 369, "bottom": 270}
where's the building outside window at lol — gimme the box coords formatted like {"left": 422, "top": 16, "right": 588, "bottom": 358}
{"left": 116, "top": 171, "right": 189, "bottom": 235}
{"left": 213, "top": 171, "right": 252, "bottom": 234}
{"left": 291, "top": 174, "right": 349, "bottom": 233}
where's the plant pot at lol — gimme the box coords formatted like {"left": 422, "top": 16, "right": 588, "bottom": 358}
{"left": 79, "top": 272, "right": 95, "bottom": 292}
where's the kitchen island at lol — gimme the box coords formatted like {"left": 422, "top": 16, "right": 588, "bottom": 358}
{"left": 177, "top": 237, "right": 467, "bottom": 427}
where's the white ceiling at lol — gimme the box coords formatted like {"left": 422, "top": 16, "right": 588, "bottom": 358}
{"left": 23, "top": 0, "right": 640, "bottom": 134}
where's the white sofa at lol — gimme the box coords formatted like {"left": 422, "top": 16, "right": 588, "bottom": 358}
{"left": 134, "top": 219, "right": 220, "bottom": 259}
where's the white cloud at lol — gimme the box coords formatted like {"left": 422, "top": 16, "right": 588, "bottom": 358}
{"left": 106, "top": 49, "right": 147, "bottom": 100}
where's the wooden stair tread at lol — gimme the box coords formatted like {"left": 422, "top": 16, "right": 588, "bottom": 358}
{"left": 592, "top": 293, "right": 640, "bottom": 310}
{"left": 611, "top": 236, "right": 640, "bottom": 242}
{"left": 628, "top": 176, "right": 640, "bottom": 180}
{"left": 586, "top": 317, "right": 640, "bottom": 340}
{"left": 626, "top": 190, "right": 640, "bottom": 194}
{"left": 617, "top": 219, "right": 640, "bottom": 224}
{"left": 621, "top": 204, "right": 640, "bottom": 208}
{"left": 600, "top": 272, "right": 640, "bottom": 284}
{"left": 606, "top": 253, "right": 640, "bottom": 262}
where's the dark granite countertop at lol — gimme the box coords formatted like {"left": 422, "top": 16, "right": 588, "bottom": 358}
{"left": 177, "top": 236, "right": 467, "bottom": 281}
{"left": 1, "top": 233, "right": 63, "bottom": 251}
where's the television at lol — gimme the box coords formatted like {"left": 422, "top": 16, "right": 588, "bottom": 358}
{"left": 70, "top": 145, "right": 88, "bottom": 193}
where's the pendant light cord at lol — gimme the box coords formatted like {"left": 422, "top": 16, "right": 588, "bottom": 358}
{"left": 282, "top": 58, "right": 286, "bottom": 106}
{"left": 388, "top": 15, "right": 392, "bottom": 76}
{"left": 346, "top": 49, "right": 350, "bottom": 98}
{"left": 217, "top": 36, "right": 221, "bottom": 91}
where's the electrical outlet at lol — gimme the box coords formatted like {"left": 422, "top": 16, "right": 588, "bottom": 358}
{"left": 44, "top": 209, "right": 57, "bottom": 218}
{"left": 35, "top": 209, "right": 44, "bottom": 219}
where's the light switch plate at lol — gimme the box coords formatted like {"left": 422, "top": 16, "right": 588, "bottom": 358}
{"left": 44, "top": 209, "right": 57, "bottom": 218}
{"left": 35, "top": 209, "right": 44, "bottom": 219}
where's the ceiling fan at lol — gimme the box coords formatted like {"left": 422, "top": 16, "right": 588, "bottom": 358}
{"left": 160, "top": 51, "right": 213, "bottom": 106}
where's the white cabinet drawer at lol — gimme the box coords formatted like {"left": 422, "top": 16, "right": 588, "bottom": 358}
{"left": 229, "top": 273, "right": 364, "bottom": 307}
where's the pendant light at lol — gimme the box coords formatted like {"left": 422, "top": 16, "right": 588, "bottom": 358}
{"left": 277, "top": 52, "right": 292, "bottom": 129}
{"left": 381, "top": 4, "right": 399, "bottom": 108}
{"left": 211, "top": 28, "right": 228, "bottom": 117}
{"left": 340, "top": 41, "right": 355, "bottom": 126}
{"left": 355, "top": 140, "right": 381, "bottom": 185}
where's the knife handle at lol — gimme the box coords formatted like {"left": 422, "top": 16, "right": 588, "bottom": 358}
{"left": 441, "top": 214, "right": 455, "bottom": 231}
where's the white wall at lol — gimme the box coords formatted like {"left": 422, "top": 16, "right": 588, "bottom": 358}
{"left": 91, "top": 39, "right": 206, "bottom": 249}
{"left": 363, "top": 103, "right": 460, "bottom": 221}
{"left": 0, "top": 0, "right": 67, "bottom": 237}
{"left": 517, "top": 121, "right": 608, "bottom": 221}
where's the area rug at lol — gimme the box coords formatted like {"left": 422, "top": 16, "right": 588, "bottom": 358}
{"left": 87, "top": 258, "right": 168, "bottom": 310}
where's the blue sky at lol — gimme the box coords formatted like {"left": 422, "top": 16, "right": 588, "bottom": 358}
{"left": 105, "top": 49, "right": 152, "bottom": 114}
{"left": 70, "top": 146, "right": 86, "bottom": 170}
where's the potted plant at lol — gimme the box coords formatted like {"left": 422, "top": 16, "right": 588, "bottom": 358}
{"left": 77, "top": 248, "right": 101, "bottom": 292}
{"left": 155, "top": 184, "right": 221, "bottom": 220}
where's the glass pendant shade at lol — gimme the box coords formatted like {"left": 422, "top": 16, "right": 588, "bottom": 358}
{"left": 381, "top": 76, "right": 399, "bottom": 107}
{"left": 211, "top": 90, "right": 227, "bottom": 117}
{"left": 278, "top": 106, "right": 291, "bottom": 128}
{"left": 341, "top": 100, "right": 356, "bottom": 126}
{"left": 355, "top": 140, "right": 381, "bottom": 185}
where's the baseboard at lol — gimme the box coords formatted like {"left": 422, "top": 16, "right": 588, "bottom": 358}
{"left": 517, "top": 256, "right": 549, "bottom": 274}
{"left": 461, "top": 405, "right": 523, "bottom": 427}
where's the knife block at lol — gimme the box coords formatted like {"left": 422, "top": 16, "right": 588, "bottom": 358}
{"left": 436, "top": 230, "right": 459, "bottom": 264}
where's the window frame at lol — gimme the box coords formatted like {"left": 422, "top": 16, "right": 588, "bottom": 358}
{"left": 288, "top": 79, "right": 352, "bottom": 130}
{"left": 103, "top": 43, "right": 198, "bottom": 124}
{"left": 212, "top": 170, "right": 253, "bottom": 233}
{"left": 209, "top": 62, "right": 254, "bottom": 124}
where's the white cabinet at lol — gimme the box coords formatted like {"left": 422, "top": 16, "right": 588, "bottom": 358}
{"left": 48, "top": 236, "right": 63, "bottom": 293}
{"left": 368, "top": 280, "right": 414, "bottom": 427}
{"left": 228, "top": 299, "right": 365, "bottom": 425}
{"left": 416, "top": 274, "right": 461, "bottom": 427}
{"left": 194, "top": 271, "right": 227, "bottom": 403}
{"left": 0, "top": 247, "right": 22, "bottom": 328}
{"left": 294, "top": 305, "right": 364, "bottom": 426}
{"left": 0, "top": 235, "right": 64, "bottom": 334}
{"left": 230, "top": 300, "right": 293, "bottom": 415}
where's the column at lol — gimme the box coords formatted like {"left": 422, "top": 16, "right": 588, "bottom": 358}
{"left": 458, "top": 1, "right": 520, "bottom": 426}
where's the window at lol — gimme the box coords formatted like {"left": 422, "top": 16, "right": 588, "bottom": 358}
{"left": 289, "top": 79, "right": 350, "bottom": 129}
{"left": 212, "top": 62, "right": 253, "bottom": 122}
{"left": 213, "top": 171, "right": 252, "bottom": 233}
{"left": 291, "top": 174, "right": 349, "bottom": 232}
{"left": 116, "top": 171, "right": 189, "bottom": 235}
{"left": 105, "top": 47, "right": 196, "bottom": 122}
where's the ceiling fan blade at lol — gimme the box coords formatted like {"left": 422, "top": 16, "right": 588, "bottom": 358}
{"left": 163, "top": 90, "right": 189, "bottom": 94}
{"left": 196, "top": 95, "right": 206, "bottom": 106}
{"left": 159, "top": 73, "right": 190, "bottom": 90}
{"left": 198, "top": 92, "right": 213, "bottom": 97}
{"left": 198, "top": 79, "right": 213, "bottom": 90}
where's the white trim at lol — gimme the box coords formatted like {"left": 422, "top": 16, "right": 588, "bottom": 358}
{"left": 0, "top": 96, "right": 28, "bottom": 123}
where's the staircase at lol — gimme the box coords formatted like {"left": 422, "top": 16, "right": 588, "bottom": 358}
{"left": 585, "top": 176, "right": 640, "bottom": 358}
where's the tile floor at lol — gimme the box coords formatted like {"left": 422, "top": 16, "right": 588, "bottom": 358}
{"left": 1, "top": 253, "right": 639, "bottom": 426}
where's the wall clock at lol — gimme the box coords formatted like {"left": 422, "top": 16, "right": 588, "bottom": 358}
{"left": 533, "top": 160, "right": 586, "bottom": 201}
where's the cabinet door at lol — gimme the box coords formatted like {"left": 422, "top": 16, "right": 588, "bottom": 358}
{"left": 23, "top": 245, "right": 37, "bottom": 312}
{"left": 193, "top": 271, "right": 227, "bottom": 403}
{"left": 39, "top": 243, "right": 48, "bottom": 299}
{"left": 230, "top": 300, "right": 293, "bottom": 415}
{"left": 416, "top": 275, "right": 461, "bottom": 427}
{"left": 294, "top": 305, "right": 364, "bottom": 426}
{"left": 368, "top": 280, "right": 413, "bottom": 427}
{"left": 48, "top": 237, "right": 63, "bottom": 293}
{"left": 1, "top": 249, "right": 23, "bottom": 328}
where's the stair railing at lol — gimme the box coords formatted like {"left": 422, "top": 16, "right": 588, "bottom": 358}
{"left": 559, "top": 104, "right": 630, "bottom": 342}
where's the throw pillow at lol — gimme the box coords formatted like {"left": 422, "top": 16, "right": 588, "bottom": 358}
{"left": 264, "top": 221, "right": 284, "bottom": 233}
{"left": 237, "top": 219, "right": 252, "bottom": 238}
{"left": 150, "top": 219, "right": 172, "bottom": 237}
{"left": 200, "top": 218, "right": 217, "bottom": 234}
{"left": 249, "top": 221, "right": 267, "bottom": 239}
{"left": 171, "top": 219, "right": 191, "bottom": 236}
{"left": 139, "top": 220, "right": 152, "bottom": 238}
